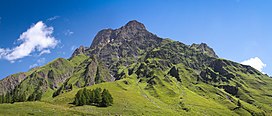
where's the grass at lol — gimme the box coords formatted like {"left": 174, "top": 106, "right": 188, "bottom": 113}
{"left": 0, "top": 102, "right": 87, "bottom": 116}
{"left": 0, "top": 67, "right": 272, "bottom": 115}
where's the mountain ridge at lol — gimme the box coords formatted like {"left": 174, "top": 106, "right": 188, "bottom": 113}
{"left": 0, "top": 20, "right": 271, "bottom": 115}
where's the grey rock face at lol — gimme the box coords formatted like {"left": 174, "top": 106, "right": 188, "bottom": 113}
{"left": 72, "top": 46, "right": 87, "bottom": 57}
{"left": 190, "top": 43, "right": 218, "bottom": 58}
{"left": 77, "top": 20, "right": 163, "bottom": 78}
{"left": 0, "top": 73, "right": 27, "bottom": 95}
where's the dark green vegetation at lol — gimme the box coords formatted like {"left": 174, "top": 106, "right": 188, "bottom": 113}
{"left": 74, "top": 87, "right": 113, "bottom": 107}
{"left": 0, "top": 20, "right": 272, "bottom": 115}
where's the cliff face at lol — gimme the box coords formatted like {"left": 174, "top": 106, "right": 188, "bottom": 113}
{"left": 73, "top": 20, "right": 163, "bottom": 77}
{"left": 0, "top": 73, "right": 27, "bottom": 95}
{"left": 190, "top": 43, "right": 218, "bottom": 58}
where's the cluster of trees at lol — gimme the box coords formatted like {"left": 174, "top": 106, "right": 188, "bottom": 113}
{"left": 0, "top": 93, "right": 13, "bottom": 103}
{"left": 27, "top": 90, "right": 43, "bottom": 101}
{"left": 0, "top": 92, "right": 42, "bottom": 104}
{"left": 0, "top": 90, "right": 43, "bottom": 104}
{"left": 74, "top": 87, "right": 113, "bottom": 107}
{"left": 53, "top": 83, "right": 73, "bottom": 97}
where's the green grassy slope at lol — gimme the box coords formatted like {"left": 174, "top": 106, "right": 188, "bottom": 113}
{"left": 0, "top": 39, "right": 272, "bottom": 115}
{"left": 1, "top": 59, "right": 271, "bottom": 115}
{"left": 0, "top": 78, "right": 235, "bottom": 115}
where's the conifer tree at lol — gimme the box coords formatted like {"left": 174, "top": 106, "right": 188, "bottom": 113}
{"left": 0, "top": 95, "right": 2, "bottom": 103}
{"left": 101, "top": 89, "right": 113, "bottom": 107}
{"left": 94, "top": 88, "right": 102, "bottom": 105}
{"left": 19, "top": 92, "right": 27, "bottom": 102}
{"left": 2, "top": 94, "right": 6, "bottom": 103}
{"left": 74, "top": 90, "right": 81, "bottom": 106}
{"left": 89, "top": 90, "right": 95, "bottom": 104}
{"left": 95, "top": 67, "right": 102, "bottom": 84}
{"left": 83, "top": 88, "right": 90, "bottom": 104}
{"left": 5, "top": 93, "right": 12, "bottom": 103}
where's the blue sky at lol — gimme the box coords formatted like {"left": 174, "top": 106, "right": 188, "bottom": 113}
{"left": 0, "top": 0, "right": 271, "bottom": 79}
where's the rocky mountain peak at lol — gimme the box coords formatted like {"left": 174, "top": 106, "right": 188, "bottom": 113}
{"left": 190, "top": 43, "right": 218, "bottom": 58}
{"left": 72, "top": 45, "right": 87, "bottom": 57}
{"left": 90, "top": 29, "right": 113, "bottom": 49}
{"left": 123, "top": 20, "right": 146, "bottom": 30}
{"left": 89, "top": 20, "right": 153, "bottom": 50}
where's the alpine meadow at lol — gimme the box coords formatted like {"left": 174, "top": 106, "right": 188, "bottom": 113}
{"left": 0, "top": 20, "right": 271, "bottom": 115}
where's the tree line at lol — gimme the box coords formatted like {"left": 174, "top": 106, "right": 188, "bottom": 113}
{"left": 0, "top": 90, "right": 42, "bottom": 104}
{"left": 74, "top": 87, "right": 113, "bottom": 107}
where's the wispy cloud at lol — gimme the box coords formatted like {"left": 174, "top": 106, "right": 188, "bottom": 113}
{"left": 39, "top": 49, "right": 51, "bottom": 56}
{"left": 64, "top": 29, "right": 74, "bottom": 36}
{"left": 47, "top": 16, "right": 60, "bottom": 21}
{"left": 0, "top": 21, "right": 58, "bottom": 62}
{"left": 71, "top": 45, "right": 77, "bottom": 51}
{"left": 241, "top": 57, "right": 266, "bottom": 73}
{"left": 29, "top": 58, "right": 46, "bottom": 69}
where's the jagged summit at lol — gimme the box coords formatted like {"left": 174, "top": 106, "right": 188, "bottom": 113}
{"left": 89, "top": 20, "right": 150, "bottom": 49}
{"left": 71, "top": 46, "right": 87, "bottom": 57}
{"left": 190, "top": 43, "right": 218, "bottom": 58}
{"left": 86, "top": 20, "right": 162, "bottom": 75}
{"left": 123, "top": 20, "right": 146, "bottom": 30}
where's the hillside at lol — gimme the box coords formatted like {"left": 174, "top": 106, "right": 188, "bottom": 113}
{"left": 0, "top": 20, "right": 272, "bottom": 115}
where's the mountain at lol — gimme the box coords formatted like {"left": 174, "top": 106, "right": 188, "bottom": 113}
{"left": 0, "top": 20, "right": 272, "bottom": 115}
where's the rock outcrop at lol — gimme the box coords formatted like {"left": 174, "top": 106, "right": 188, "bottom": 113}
{"left": 0, "top": 73, "right": 27, "bottom": 95}
{"left": 190, "top": 43, "right": 218, "bottom": 58}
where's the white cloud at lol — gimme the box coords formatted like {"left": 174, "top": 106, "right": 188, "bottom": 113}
{"left": 241, "top": 57, "right": 266, "bottom": 73}
{"left": 0, "top": 48, "right": 7, "bottom": 59}
{"left": 29, "top": 63, "right": 38, "bottom": 69}
{"left": 39, "top": 49, "right": 51, "bottom": 56}
{"left": 0, "top": 21, "right": 58, "bottom": 62}
{"left": 47, "top": 16, "right": 60, "bottom": 21}
{"left": 29, "top": 58, "right": 46, "bottom": 69}
{"left": 64, "top": 29, "right": 74, "bottom": 36}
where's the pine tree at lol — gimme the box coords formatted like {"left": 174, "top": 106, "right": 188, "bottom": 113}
{"left": 13, "top": 90, "right": 19, "bottom": 102}
{"left": 83, "top": 88, "right": 91, "bottom": 105}
{"left": 94, "top": 88, "right": 102, "bottom": 105}
{"left": 101, "top": 89, "right": 113, "bottom": 107}
{"left": 27, "top": 93, "right": 35, "bottom": 101}
{"left": 0, "top": 95, "right": 2, "bottom": 103}
{"left": 74, "top": 90, "right": 81, "bottom": 106}
{"left": 35, "top": 91, "right": 43, "bottom": 101}
{"left": 89, "top": 90, "right": 95, "bottom": 104}
{"left": 74, "top": 89, "right": 87, "bottom": 106}
{"left": 77, "top": 89, "right": 84, "bottom": 106}
{"left": 19, "top": 93, "right": 27, "bottom": 102}
{"left": 79, "top": 93, "right": 87, "bottom": 106}
{"left": 5, "top": 93, "right": 12, "bottom": 103}
{"left": 53, "top": 85, "right": 63, "bottom": 97}
{"left": 2, "top": 94, "right": 6, "bottom": 103}
{"left": 94, "top": 67, "right": 104, "bottom": 84}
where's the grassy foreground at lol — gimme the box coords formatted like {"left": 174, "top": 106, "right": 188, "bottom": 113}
{"left": 0, "top": 76, "right": 251, "bottom": 116}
